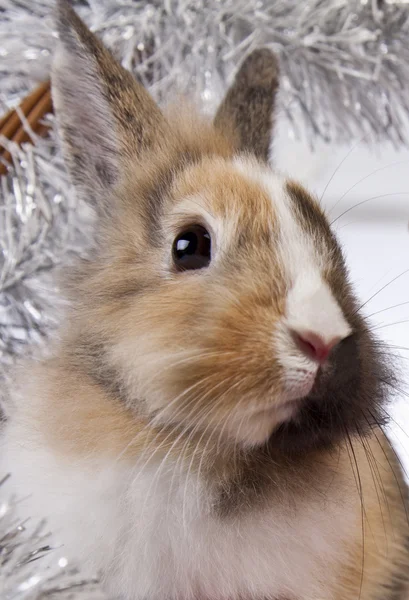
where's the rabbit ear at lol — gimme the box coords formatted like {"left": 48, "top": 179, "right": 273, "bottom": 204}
{"left": 214, "top": 49, "right": 279, "bottom": 162}
{"left": 52, "top": 0, "right": 170, "bottom": 205}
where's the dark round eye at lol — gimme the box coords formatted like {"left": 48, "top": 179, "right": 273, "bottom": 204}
{"left": 172, "top": 225, "right": 211, "bottom": 271}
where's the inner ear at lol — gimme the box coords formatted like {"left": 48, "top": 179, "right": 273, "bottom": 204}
{"left": 214, "top": 49, "right": 279, "bottom": 162}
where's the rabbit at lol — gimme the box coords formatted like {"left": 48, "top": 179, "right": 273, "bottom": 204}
{"left": 2, "top": 1, "right": 409, "bottom": 599}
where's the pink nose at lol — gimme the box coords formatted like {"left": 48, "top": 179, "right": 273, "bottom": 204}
{"left": 293, "top": 330, "right": 341, "bottom": 364}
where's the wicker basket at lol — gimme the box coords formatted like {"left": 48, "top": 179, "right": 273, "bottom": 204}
{"left": 0, "top": 80, "right": 53, "bottom": 175}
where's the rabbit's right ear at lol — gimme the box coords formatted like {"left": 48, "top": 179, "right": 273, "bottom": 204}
{"left": 52, "top": 0, "right": 170, "bottom": 205}
{"left": 214, "top": 49, "right": 279, "bottom": 162}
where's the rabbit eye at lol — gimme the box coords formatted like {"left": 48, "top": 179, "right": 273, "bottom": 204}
{"left": 173, "top": 225, "right": 211, "bottom": 271}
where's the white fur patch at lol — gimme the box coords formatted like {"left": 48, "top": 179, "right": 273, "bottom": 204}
{"left": 2, "top": 428, "right": 354, "bottom": 600}
{"left": 233, "top": 157, "right": 351, "bottom": 402}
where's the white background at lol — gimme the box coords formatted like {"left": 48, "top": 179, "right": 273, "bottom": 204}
{"left": 275, "top": 122, "right": 409, "bottom": 473}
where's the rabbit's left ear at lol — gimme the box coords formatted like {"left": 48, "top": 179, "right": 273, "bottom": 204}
{"left": 52, "top": 0, "right": 171, "bottom": 206}
{"left": 214, "top": 49, "right": 279, "bottom": 162}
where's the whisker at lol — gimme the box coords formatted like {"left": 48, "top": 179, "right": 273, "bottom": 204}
{"left": 368, "top": 409, "right": 409, "bottom": 527}
{"left": 375, "top": 350, "right": 409, "bottom": 362}
{"left": 151, "top": 372, "right": 220, "bottom": 424}
{"left": 380, "top": 379, "right": 409, "bottom": 407}
{"left": 366, "top": 301, "right": 409, "bottom": 319}
{"left": 135, "top": 422, "right": 194, "bottom": 530}
{"left": 192, "top": 391, "right": 238, "bottom": 515}
{"left": 345, "top": 429, "right": 366, "bottom": 600}
{"left": 147, "top": 350, "right": 237, "bottom": 376}
{"left": 355, "top": 268, "right": 409, "bottom": 314}
{"left": 180, "top": 391, "right": 234, "bottom": 532}
{"left": 214, "top": 385, "right": 251, "bottom": 457}
{"left": 195, "top": 377, "right": 247, "bottom": 486}
{"left": 137, "top": 387, "right": 226, "bottom": 524}
{"left": 232, "top": 396, "right": 253, "bottom": 472}
{"left": 320, "top": 134, "right": 369, "bottom": 204}
{"left": 124, "top": 368, "right": 236, "bottom": 485}
{"left": 357, "top": 425, "right": 388, "bottom": 547}
{"left": 168, "top": 374, "right": 236, "bottom": 471}
{"left": 328, "top": 159, "right": 409, "bottom": 215}
{"left": 372, "top": 319, "right": 409, "bottom": 331}
{"left": 331, "top": 192, "right": 409, "bottom": 225}
{"left": 378, "top": 344, "right": 409, "bottom": 353}
{"left": 182, "top": 196, "right": 215, "bottom": 221}
{"left": 114, "top": 372, "right": 217, "bottom": 464}
{"left": 335, "top": 218, "right": 363, "bottom": 231}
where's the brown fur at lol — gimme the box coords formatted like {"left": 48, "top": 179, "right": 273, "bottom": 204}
{"left": 214, "top": 48, "right": 279, "bottom": 161}
{"left": 286, "top": 180, "right": 339, "bottom": 254}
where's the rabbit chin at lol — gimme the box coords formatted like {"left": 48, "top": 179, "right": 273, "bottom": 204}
{"left": 225, "top": 396, "right": 308, "bottom": 449}
{"left": 219, "top": 372, "right": 318, "bottom": 448}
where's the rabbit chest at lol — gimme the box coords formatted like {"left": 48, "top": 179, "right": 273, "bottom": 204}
{"left": 13, "top": 450, "right": 353, "bottom": 600}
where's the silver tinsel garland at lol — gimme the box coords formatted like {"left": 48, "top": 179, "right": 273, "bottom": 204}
{"left": 1, "top": 0, "right": 409, "bottom": 598}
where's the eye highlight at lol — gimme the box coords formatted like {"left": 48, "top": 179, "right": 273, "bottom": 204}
{"left": 173, "top": 225, "right": 211, "bottom": 271}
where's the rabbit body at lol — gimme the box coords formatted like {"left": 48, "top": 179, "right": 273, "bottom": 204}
{"left": 2, "top": 2, "right": 409, "bottom": 599}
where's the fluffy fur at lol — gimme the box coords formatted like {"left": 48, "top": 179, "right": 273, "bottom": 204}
{"left": 2, "top": 2, "right": 409, "bottom": 599}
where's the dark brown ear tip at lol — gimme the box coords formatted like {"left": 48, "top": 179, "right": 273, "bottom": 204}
{"left": 55, "top": 0, "right": 98, "bottom": 58}
{"left": 55, "top": 0, "right": 74, "bottom": 25}
{"left": 55, "top": 0, "right": 85, "bottom": 41}
{"left": 236, "top": 48, "right": 279, "bottom": 89}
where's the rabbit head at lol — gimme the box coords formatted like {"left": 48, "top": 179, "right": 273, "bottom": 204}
{"left": 52, "top": 0, "right": 391, "bottom": 454}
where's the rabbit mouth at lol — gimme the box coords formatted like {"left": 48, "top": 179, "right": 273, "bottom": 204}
{"left": 280, "top": 368, "right": 318, "bottom": 403}
{"left": 236, "top": 398, "right": 308, "bottom": 448}
{"left": 240, "top": 371, "right": 318, "bottom": 439}
{"left": 267, "top": 389, "right": 387, "bottom": 458}
{"left": 263, "top": 332, "right": 392, "bottom": 455}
